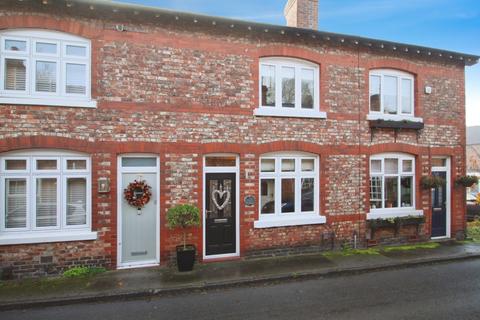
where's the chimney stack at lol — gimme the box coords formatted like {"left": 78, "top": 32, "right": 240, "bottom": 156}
{"left": 284, "top": 0, "right": 318, "bottom": 30}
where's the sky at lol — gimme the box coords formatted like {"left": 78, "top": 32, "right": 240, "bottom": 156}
{"left": 117, "top": 0, "right": 480, "bottom": 127}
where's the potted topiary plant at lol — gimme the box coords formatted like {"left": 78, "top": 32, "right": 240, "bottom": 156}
{"left": 166, "top": 204, "right": 200, "bottom": 272}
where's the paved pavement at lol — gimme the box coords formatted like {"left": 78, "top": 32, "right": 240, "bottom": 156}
{"left": 3, "top": 259, "right": 480, "bottom": 320}
{"left": 1, "top": 241, "right": 480, "bottom": 311}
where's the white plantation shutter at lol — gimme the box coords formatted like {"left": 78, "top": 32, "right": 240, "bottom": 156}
{"left": 36, "top": 178, "right": 57, "bottom": 227}
{"left": 66, "top": 177, "right": 87, "bottom": 226}
{"left": 5, "top": 178, "right": 27, "bottom": 229}
{"left": 65, "top": 63, "right": 86, "bottom": 94}
{"left": 1, "top": 154, "right": 91, "bottom": 236}
{"left": 35, "top": 61, "right": 56, "bottom": 93}
{"left": 5, "top": 58, "right": 27, "bottom": 91}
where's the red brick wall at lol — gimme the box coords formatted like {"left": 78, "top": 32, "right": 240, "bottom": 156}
{"left": 0, "top": 8, "right": 467, "bottom": 277}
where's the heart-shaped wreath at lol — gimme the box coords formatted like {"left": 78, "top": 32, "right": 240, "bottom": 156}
{"left": 124, "top": 180, "right": 152, "bottom": 209}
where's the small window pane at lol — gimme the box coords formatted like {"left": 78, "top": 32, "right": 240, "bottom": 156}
{"left": 281, "top": 159, "right": 295, "bottom": 172}
{"left": 401, "top": 176, "right": 413, "bottom": 207}
{"left": 66, "top": 63, "right": 86, "bottom": 95}
{"left": 36, "top": 178, "right": 57, "bottom": 227}
{"left": 5, "top": 178, "right": 27, "bottom": 229}
{"left": 260, "top": 159, "right": 275, "bottom": 172}
{"left": 5, "top": 159, "right": 26, "bottom": 170}
{"left": 66, "top": 45, "right": 87, "bottom": 57}
{"left": 431, "top": 158, "right": 446, "bottom": 167}
{"left": 370, "top": 176, "right": 382, "bottom": 209}
{"left": 281, "top": 66, "right": 295, "bottom": 108}
{"left": 5, "top": 39, "right": 26, "bottom": 52}
{"left": 301, "top": 178, "right": 314, "bottom": 212}
{"left": 67, "top": 159, "right": 87, "bottom": 170}
{"left": 205, "top": 156, "right": 236, "bottom": 167}
{"left": 261, "top": 65, "right": 275, "bottom": 106}
{"left": 66, "top": 177, "right": 87, "bottom": 225}
{"left": 369, "top": 75, "right": 381, "bottom": 112}
{"left": 36, "top": 159, "right": 57, "bottom": 170}
{"left": 301, "top": 159, "right": 314, "bottom": 172}
{"left": 36, "top": 42, "right": 57, "bottom": 54}
{"left": 401, "top": 79, "right": 412, "bottom": 114}
{"left": 4, "top": 58, "right": 26, "bottom": 91}
{"left": 383, "top": 76, "right": 398, "bottom": 114}
{"left": 260, "top": 179, "right": 275, "bottom": 214}
{"left": 384, "top": 159, "right": 398, "bottom": 174}
{"left": 301, "top": 68, "right": 314, "bottom": 109}
{"left": 402, "top": 159, "right": 413, "bottom": 173}
{"left": 281, "top": 178, "right": 295, "bottom": 213}
{"left": 371, "top": 159, "right": 382, "bottom": 173}
{"left": 385, "top": 177, "right": 398, "bottom": 208}
{"left": 36, "top": 61, "right": 57, "bottom": 92}
{"left": 121, "top": 157, "right": 156, "bottom": 167}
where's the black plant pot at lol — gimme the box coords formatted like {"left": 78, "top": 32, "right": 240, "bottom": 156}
{"left": 176, "top": 245, "right": 196, "bottom": 272}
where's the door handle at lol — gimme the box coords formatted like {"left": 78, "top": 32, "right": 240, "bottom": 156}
{"left": 433, "top": 208, "right": 442, "bottom": 211}
{"left": 214, "top": 218, "right": 228, "bottom": 223}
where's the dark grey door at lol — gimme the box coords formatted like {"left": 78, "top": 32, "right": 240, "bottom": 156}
{"left": 205, "top": 173, "right": 236, "bottom": 256}
{"left": 431, "top": 171, "right": 447, "bottom": 237}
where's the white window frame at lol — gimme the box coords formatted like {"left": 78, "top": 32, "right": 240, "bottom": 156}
{"left": 0, "top": 29, "right": 96, "bottom": 108}
{"left": 255, "top": 152, "right": 325, "bottom": 228}
{"left": 1, "top": 175, "right": 30, "bottom": 231}
{"left": 33, "top": 39, "right": 60, "bottom": 58}
{"left": 367, "top": 69, "right": 422, "bottom": 123}
{"left": 367, "top": 153, "right": 423, "bottom": 219}
{"left": 255, "top": 57, "right": 326, "bottom": 119}
{"left": 32, "top": 174, "right": 61, "bottom": 230}
{"left": 32, "top": 57, "right": 61, "bottom": 96}
{"left": 0, "top": 150, "right": 96, "bottom": 245}
{"left": 1, "top": 55, "right": 30, "bottom": 96}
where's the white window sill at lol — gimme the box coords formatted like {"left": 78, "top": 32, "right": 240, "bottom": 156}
{"left": 254, "top": 107, "right": 327, "bottom": 119}
{"left": 0, "top": 230, "right": 97, "bottom": 245}
{"left": 367, "top": 209, "right": 423, "bottom": 220}
{"left": 0, "top": 97, "right": 97, "bottom": 108}
{"left": 254, "top": 214, "right": 326, "bottom": 228}
{"left": 367, "top": 113, "right": 423, "bottom": 123}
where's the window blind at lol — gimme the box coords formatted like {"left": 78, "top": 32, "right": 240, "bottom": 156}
{"left": 36, "top": 178, "right": 57, "bottom": 227}
{"left": 65, "top": 63, "right": 86, "bottom": 94}
{"left": 5, "top": 58, "right": 26, "bottom": 91}
{"left": 66, "top": 177, "right": 87, "bottom": 225}
{"left": 35, "top": 61, "right": 56, "bottom": 93}
{"left": 5, "top": 179, "right": 27, "bottom": 229}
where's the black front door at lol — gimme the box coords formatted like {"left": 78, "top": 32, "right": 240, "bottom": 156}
{"left": 205, "top": 173, "right": 236, "bottom": 256}
{"left": 431, "top": 171, "right": 447, "bottom": 237}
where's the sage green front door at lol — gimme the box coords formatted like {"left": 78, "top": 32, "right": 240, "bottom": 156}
{"left": 121, "top": 172, "right": 157, "bottom": 266}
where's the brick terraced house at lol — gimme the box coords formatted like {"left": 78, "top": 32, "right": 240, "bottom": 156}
{"left": 0, "top": 0, "right": 478, "bottom": 278}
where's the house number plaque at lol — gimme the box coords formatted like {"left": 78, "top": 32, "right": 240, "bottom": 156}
{"left": 244, "top": 195, "right": 255, "bottom": 207}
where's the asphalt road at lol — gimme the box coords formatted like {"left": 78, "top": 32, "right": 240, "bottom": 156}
{"left": 3, "top": 259, "right": 480, "bottom": 320}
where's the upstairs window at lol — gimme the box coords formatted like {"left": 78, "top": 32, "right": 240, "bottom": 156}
{"left": 0, "top": 29, "right": 94, "bottom": 108}
{"left": 255, "top": 58, "right": 325, "bottom": 119}
{"left": 369, "top": 69, "right": 414, "bottom": 117}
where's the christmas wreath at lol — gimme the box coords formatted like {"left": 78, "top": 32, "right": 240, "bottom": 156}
{"left": 124, "top": 180, "right": 152, "bottom": 209}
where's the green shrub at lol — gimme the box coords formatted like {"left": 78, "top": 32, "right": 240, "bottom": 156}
{"left": 420, "top": 175, "right": 445, "bottom": 189}
{"left": 455, "top": 175, "right": 478, "bottom": 188}
{"left": 63, "top": 266, "right": 106, "bottom": 278}
{"left": 166, "top": 204, "right": 200, "bottom": 249}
